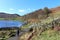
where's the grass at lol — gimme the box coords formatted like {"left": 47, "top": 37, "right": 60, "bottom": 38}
{"left": 0, "top": 30, "right": 17, "bottom": 40}
{"left": 20, "top": 23, "right": 32, "bottom": 30}
{"left": 11, "top": 17, "right": 24, "bottom": 22}
{"left": 41, "top": 12, "right": 60, "bottom": 24}
{"left": 31, "top": 12, "right": 60, "bottom": 40}
{"left": 19, "top": 32, "right": 31, "bottom": 40}
{"left": 0, "top": 18, "right": 5, "bottom": 20}
{"left": 32, "top": 29, "right": 60, "bottom": 40}
{"left": 0, "top": 17, "right": 24, "bottom": 22}
{"left": 19, "top": 12, "right": 60, "bottom": 40}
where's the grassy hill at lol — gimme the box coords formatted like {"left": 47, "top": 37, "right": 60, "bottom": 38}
{"left": 32, "top": 29, "right": 60, "bottom": 40}
{"left": 19, "top": 7, "right": 60, "bottom": 40}
{"left": 0, "top": 12, "right": 25, "bottom": 22}
{"left": 0, "top": 12, "right": 20, "bottom": 18}
{"left": 20, "top": 7, "right": 60, "bottom": 23}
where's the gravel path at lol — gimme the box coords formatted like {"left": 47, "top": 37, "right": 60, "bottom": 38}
{"left": 7, "top": 30, "right": 29, "bottom": 40}
{"left": 7, "top": 36, "right": 19, "bottom": 40}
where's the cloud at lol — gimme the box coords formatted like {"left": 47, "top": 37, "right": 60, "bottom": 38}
{"left": 9, "top": 8, "right": 14, "bottom": 10}
{"left": 0, "top": 11, "right": 9, "bottom": 13}
{"left": 27, "top": 8, "right": 31, "bottom": 11}
{"left": 18, "top": 8, "right": 33, "bottom": 13}
{"left": 19, "top": 9, "right": 25, "bottom": 13}
{"left": 27, "top": 8, "right": 36, "bottom": 11}
{"left": 0, "top": 11, "right": 14, "bottom": 14}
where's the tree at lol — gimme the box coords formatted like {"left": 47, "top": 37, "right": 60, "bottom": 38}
{"left": 44, "top": 7, "right": 50, "bottom": 17}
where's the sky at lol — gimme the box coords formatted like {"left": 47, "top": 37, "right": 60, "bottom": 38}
{"left": 0, "top": 0, "right": 60, "bottom": 16}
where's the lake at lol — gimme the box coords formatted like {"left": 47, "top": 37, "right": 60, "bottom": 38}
{"left": 0, "top": 20, "right": 23, "bottom": 28}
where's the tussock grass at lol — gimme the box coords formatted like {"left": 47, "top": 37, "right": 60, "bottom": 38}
{"left": 32, "top": 29, "right": 60, "bottom": 40}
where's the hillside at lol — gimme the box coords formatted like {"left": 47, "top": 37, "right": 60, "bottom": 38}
{"left": 21, "top": 9, "right": 46, "bottom": 22}
{"left": 0, "top": 12, "right": 20, "bottom": 18}
{"left": 51, "top": 6, "right": 60, "bottom": 13}
{"left": 19, "top": 6, "right": 60, "bottom": 40}
{"left": 21, "top": 6, "right": 60, "bottom": 22}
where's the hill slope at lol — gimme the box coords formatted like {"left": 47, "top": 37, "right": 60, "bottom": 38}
{"left": 0, "top": 12, "right": 20, "bottom": 18}
{"left": 21, "top": 6, "right": 60, "bottom": 22}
